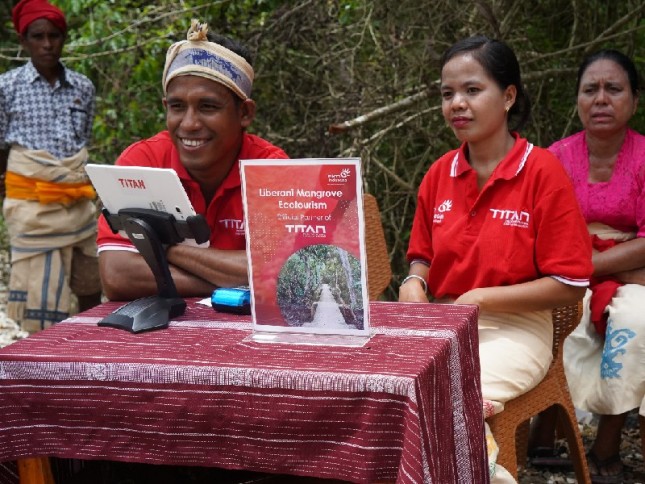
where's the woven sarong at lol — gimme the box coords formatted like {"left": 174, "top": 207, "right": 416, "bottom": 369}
{"left": 564, "top": 223, "right": 645, "bottom": 416}
{"left": 3, "top": 145, "right": 99, "bottom": 332}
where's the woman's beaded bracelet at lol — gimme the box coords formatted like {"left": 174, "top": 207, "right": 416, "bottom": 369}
{"left": 401, "top": 274, "right": 428, "bottom": 294}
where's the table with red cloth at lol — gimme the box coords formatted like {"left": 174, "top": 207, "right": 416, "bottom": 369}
{"left": 0, "top": 300, "right": 487, "bottom": 483}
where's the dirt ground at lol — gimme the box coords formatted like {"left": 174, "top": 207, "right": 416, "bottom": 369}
{"left": 519, "top": 412, "right": 645, "bottom": 483}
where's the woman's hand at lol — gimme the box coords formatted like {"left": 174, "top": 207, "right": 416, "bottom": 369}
{"left": 398, "top": 277, "right": 430, "bottom": 302}
{"left": 398, "top": 263, "right": 430, "bottom": 303}
{"left": 454, "top": 278, "right": 585, "bottom": 313}
{"left": 454, "top": 288, "right": 486, "bottom": 307}
{"left": 614, "top": 267, "right": 645, "bottom": 285}
{"left": 593, "top": 238, "right": 645, "bottom": 277}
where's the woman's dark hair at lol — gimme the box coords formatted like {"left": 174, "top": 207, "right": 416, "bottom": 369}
{"left": 206, "top": 32, "right": 253, "bottom": 67}
{"left": 576, "top": 49, "right": 640, "bottom": 96}
{"left": 440, "top": 35, "right": 531, "bottom": 132}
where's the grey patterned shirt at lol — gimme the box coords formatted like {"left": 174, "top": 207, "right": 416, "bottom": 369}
{"left": 0, "top": 61, "right": 95, "bottom": 159}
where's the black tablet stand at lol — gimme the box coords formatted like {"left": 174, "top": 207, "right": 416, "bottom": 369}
{"left": 98, "top": 208, "right": 210, "bottom": 333}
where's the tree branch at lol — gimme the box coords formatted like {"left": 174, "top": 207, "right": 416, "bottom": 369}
{"left": 67, "top": 3, "right": 215, "bottom": 49}
{"left": 0, "top": 37, "right": 166, "bottom": 62}
{"left": 523, "top": 8, "right": 645, "bottom": 65}
{"left": 328, "top": 84, "right": 437, "bottom": 134}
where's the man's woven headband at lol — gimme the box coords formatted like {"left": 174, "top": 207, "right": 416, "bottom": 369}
{"left": 162, "top": 20, "right": 254, "bottom": 100}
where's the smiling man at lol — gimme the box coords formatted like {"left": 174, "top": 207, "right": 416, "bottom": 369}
{"left": 0, "top": 0, "right": 101, "bottom": 333}
{"left": 97, "top": 20, "right": 288, "bottom": 301}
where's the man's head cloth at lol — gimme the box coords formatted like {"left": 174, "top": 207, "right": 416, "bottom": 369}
{"left": 12, "top": 0, "right": 67, "bottom": 36}
{"left": 162, "top": 20, "right": 254, "bottom": 101}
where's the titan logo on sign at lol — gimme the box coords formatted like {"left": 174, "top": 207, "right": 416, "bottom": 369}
{"left": 285, "top": 225, "right": 327, "bottom": 234}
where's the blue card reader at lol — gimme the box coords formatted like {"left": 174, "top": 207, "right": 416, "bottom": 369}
{"left": 211, "top": 286, "right": 251, "bottom": 315}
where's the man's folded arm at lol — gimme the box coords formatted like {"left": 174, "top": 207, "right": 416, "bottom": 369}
{"left": 99, "top": 247, "right": 246, "bottom": 301}
{"left": 166, "top": 245, "right": 248, "bottom": 289}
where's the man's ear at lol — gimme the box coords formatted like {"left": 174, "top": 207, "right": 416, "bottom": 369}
{"left": 162, "top": 97, "right": 168, "bottom": 110}
{"left": 240, "top": 99, "right": 256, "bottom": 128}
{"left": 18, "top": 34, "right": 29, "bottom": 54}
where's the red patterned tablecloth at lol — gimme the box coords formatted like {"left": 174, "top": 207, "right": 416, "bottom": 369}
{"left": 0, "top": 300, "right": 487, "bottom": 483}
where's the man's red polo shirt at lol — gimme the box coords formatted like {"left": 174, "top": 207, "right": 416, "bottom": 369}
{"left": 97, "top": 131, "right": 288, "bottom": 252}
{"left": 407, "top": 134, "right": 593, "bottom": 299}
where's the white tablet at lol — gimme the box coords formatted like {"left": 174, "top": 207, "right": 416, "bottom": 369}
{"left": 85, "top": 164, "right": 209, "bottom": 247}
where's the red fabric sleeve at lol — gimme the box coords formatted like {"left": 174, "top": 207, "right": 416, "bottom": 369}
{"left": 532, "top": 150, "right": 593, "bottom": 284}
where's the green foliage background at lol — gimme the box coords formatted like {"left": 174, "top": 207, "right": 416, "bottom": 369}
{"left": 1, "top": 0, "right": 643, "bottom": 298}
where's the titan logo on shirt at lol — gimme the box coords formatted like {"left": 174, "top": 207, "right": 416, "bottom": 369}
{"left": 433, "top": 201, "right": 530, "bottom": 229}
{"left": 220, "top": 218, "right": 245, "bottom": 236}
{"left": 489, "top": 208, "right": 530, "bottom": 229}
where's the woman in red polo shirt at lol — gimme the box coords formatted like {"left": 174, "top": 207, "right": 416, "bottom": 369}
{"left": 398, "top": 35, "right": 593, "bottom": 482}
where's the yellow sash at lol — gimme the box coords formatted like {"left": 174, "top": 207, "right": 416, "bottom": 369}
{"left": 5, "top": 171, "right": 96, "bottom": 205}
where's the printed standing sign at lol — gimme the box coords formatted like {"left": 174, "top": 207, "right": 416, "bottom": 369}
{"left": 240, "top": 158, "right": 369, "bottom": 336}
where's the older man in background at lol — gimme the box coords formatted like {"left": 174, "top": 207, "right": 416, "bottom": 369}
{"left": 0, "top": 0, "right": 101, "bottom": 333}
